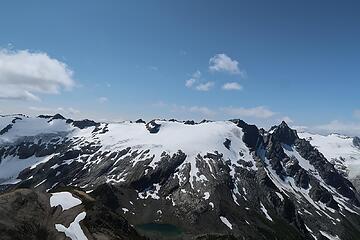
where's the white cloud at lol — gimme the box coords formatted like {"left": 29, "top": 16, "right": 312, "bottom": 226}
{"left": 185, "top": 78, "right": 196, "bottom": 88}
{"left": 195, "top": 81, "right": 214, "bottom": 91}
{"left": 97, "top": 97, "right": 108, "bottom": 103}
{"left": 189, "top": 106, "right": 216, "bottom": 116}
{"left": 185, "top": 70, "right": 201, "bottom": 88}
{"left": 0, "top": 48, "right": 75, "bottom": 101}
{"left": 209, "top": 53, "right": 245, "bottom": 76}
{"left": 222, "top": 106, "right": 275, "bottom": 119}
{"left": 222, "top": 82, "right": 243, "bottom": 90}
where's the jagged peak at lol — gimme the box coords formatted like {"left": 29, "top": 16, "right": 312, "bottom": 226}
{"left": 271, "top": 121, "right": 298, "bottom": 145}
{"left": 279, "top": 120, "right": 289, "bottom": 127}
{"left": 51, "top": 113, "right": 66, "bottom": 120}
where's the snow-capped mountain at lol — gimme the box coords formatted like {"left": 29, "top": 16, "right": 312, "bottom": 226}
{"left": 0, "top": 114, "right": 360, "bottom": 240}
{"left": 298, "top": 132, "right": 360, "bottom": 192}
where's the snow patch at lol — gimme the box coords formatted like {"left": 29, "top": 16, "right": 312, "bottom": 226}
{"left": 0, "top": 155, "right": 55, "bottom": 185}
{"left": 260, "top": 202, "right": 273, "bottom": 221}
{"left": 203, "top": 192, "right": 210, "bottom": 200}
{"left": 55, "top": 212, "right": 88, "bottom": 240}
{"left": 50, "top": 192, "right": 82, "bottom": 211}
{"left": 319, "top": 230, "right": 341, "bottom": 240}
{"left": 220, "top": 216, "right": 233, "bottom": 230}
{"left": 282, "top": 144, "right": 315, "bottom": 171}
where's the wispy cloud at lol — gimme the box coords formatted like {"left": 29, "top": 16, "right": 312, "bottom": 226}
{"left": 185, "top": 71, "right": 214, "bottom": 91}
{"left": 152, "top": 101, "right": 167, "bottom": 107}
{"left": 222, "top": 82, "right": 243, "bottom": 91}
{"left": 170, "top": 104, "right": 216, "bottom": 118}
{"left": 0, "top": 48, "right": 75, "bottom": 101}
{"left": 29, "top": 106, "right": 80, "bottom": 115}
{"left": 195, "top": 81, "right": 214, "bottom": 91}
{"left": 97, "top": 97, "right": 108, "bottom": 103}
{"left": 222, "top": 106, "right": 275, "bottom": 119}
{"left": 312, "top": 120, "right": 360, "bottom": 136}
{"left": 280, "top": 116, "right": 294, "bottom": 124}
{"left": 148, "top": 66, "right": 159, "bottom": 71}
{"left": 209, "top": 53, "right": 245, "bottom": 77}
{"left": 189, "top": 106, "right": 216, "bottom": 116}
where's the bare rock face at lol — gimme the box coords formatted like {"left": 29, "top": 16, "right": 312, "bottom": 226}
{"left": 271, "top": 121, "right": 298, "bottom": 146}
{"left": 146, "top": 120, "right": 161, "bottom": 133}
{"left": 0, "top": 115, "right": 360, "bottom": 240}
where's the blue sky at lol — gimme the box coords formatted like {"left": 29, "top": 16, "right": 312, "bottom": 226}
{"left": 0, "top": 0, "right": 359, "bottom": 135}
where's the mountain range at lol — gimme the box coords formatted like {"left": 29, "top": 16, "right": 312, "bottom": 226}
{"left": 0, "top": 114, "right": 359, "bottom": 240}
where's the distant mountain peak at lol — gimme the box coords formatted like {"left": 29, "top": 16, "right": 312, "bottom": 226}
{"left": 271, "top": 120, "right": 298, "bottom": 145}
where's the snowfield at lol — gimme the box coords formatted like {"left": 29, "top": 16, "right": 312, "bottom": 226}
{"left": 92, "top": 120, "right": 257, "bottom": 188}
{"left": 0, "top": 154, "right": 54, "bottom": 185}
{"left": 0, "top": 116, "right": 257, "bottom": 190}
{"left": 0, "top": 115, "right": 74, "bottom": 143}
{"left": 298, "top": 132, "right": 360, "bottom": 179}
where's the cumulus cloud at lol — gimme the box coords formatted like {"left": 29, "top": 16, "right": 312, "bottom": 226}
{"left": 222, "top": 82, "right": 243, "bottom": 91}
{"left": 195, "top": 81, "right": 214, "bottom": 91}
{"left": 185, "top": 70, "right": 201, "bottom": 88}
{"left": 97, "top": 97, "right": 108, "bottom": 103}
{"left": 209, "top": 53, "right": 245, "bottom": 76}
{"left": 222, "top": 106, "right": 275, "bottom": 119}
{"left": 0, "top": 48, "right": 75, "bottom": 101}
{"left": 185, "top": 78, "right": 196, "bottom": 88}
